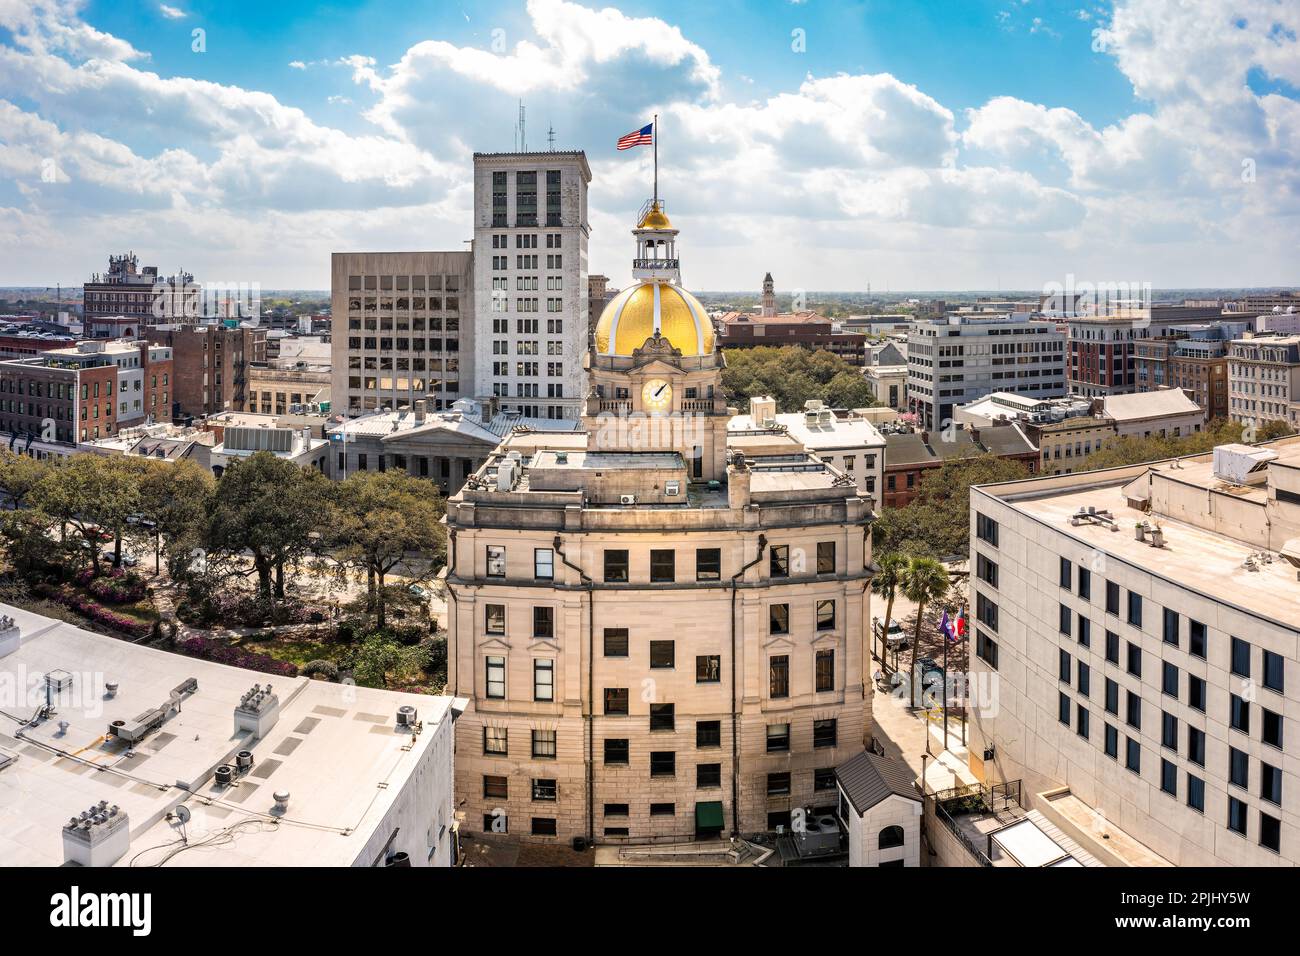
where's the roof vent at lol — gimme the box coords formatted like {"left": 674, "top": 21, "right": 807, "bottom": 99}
{"left": 234, "top": 683, "right": 280, "bottom": 738}
{"left": 62, "top": 800, "right": 130, "bottom": 867}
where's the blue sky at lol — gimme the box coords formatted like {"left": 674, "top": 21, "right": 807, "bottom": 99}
{"left": 0, "top": 0, "right": 1297, "bottom": 290}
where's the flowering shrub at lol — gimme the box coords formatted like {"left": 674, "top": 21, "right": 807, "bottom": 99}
{"left": 34, "top": 583, "right": 151, "bottom": 639}
{"left": 87, "top": 575, "right": 147, "bottom": 605}
{"left": 188, "top": 589, "right": 314, "bottom": 627}
{"left": 177, "top": 636, "right": 299, "bottom": 677}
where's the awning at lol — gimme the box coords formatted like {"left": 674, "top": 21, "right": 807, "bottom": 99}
{"left": 695, "top": 801, "right": 724, "bottom": 829}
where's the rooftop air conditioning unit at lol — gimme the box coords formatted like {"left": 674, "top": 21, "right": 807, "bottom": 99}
{"left": 620, "top": 494, "right": 637, "bottom": 505}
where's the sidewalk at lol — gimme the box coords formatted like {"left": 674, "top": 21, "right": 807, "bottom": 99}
{"left": 869, "top": 678, "right": 979, "bottom": 793}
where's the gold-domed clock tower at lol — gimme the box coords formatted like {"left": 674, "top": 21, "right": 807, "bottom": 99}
{"left": 584, "top": 202, "right": 730, "bottom": 480}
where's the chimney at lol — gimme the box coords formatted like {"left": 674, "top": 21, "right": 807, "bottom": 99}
{"left": 920, "top": 430, "right": 930, "bottom": 445}
{"left": 728, "top": 451, "right": 751, "bottom": 510}
{"left": 414, "top": 399, "right": 427, "bottom": 424}
{"left": 62, "top": 801, "right": 130, "bottom": 867}
{"left": 234, "top": 683, "right": 280, "bottom": 738}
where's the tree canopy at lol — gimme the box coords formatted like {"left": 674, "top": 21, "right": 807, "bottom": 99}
{"left": 722, "top": 346, "right": 876, "bottom": 412}
{"left": 1082, "top": 417, "right": 1293, "bottom": 471}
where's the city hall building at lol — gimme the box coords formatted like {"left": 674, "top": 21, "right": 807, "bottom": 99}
{"left": 444, "top": 203, "right": 875, "bottom": 844}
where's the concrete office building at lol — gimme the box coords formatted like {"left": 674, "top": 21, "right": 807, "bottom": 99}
{"left": 906, "top": 313, "right": 1066, "bottom": 431}
{"left": 473, "top": 151, "right": 591, "bottom": 421}
{"left": 1228, "top": 335, "right": 1300, "bottom": 431}
{"left": 445, "top": 203, "right": 873, "bottom": 845}
{"left": 969, "top": 437, "right": 1300, "bottom": 865}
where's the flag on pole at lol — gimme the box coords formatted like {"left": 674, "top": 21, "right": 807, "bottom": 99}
{"left": 939, "top": 610, "right": 955, "bottom": 642}
{"left": 955, "top": 607, "right": 967, "bottom": 638}
{"left": 617, "top": 123, "right": 654, "bottom": 150}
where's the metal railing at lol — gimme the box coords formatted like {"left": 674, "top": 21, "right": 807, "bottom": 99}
{"left": 930, "top": 779, "right": 1023, "bottom": 868}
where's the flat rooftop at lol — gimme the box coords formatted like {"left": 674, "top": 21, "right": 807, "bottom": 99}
{"left": 0, "top": 604, "right": 454, "bottom": 867}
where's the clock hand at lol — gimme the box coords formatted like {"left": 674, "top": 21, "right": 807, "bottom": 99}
{"left": 654, "top": 384, "right": 667, "bottom": 398}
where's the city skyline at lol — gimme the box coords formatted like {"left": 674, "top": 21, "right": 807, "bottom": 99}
{"left": 1, "top": 0, "right": 1297, "bottom": 291}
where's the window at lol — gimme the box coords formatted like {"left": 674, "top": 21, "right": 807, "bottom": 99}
{"left": 485, "top": 604, "right": 505, "bottom": 636}
{"left": 1077, "top": 615, "right": 1091, "bottom": 648}
{"left": 815, "top": 649, "right": 835, "bottom": 691}
{"left": 483, "top": 726, "right": 508, "bottom": 756}
{"left": 1263, "top": 708, "right": 1283, "bottom": 749}
{"left": 1058, "top": 648, "right": 1071, "bottom": 683}
{"left": 650, "top": 802, "right": 675, "bottom": 817}
{"left": 697, "top": 720, "right": 722, "bottom": 748}
{"left": 1076, "top": 705, "right": 1090, "bottom": 739}
{"left": 1162, "top": 607, "right": 1179, "bottom": 646}
{"left": 604, "top": 738, "right": 629, "bottom": 764}
{"left": 1189, "top": 675, "right": 1207, "bottom": 712}
{"left": 1231, "top": 694, "right": 1250, "bottom": 734}
{"left": 1078, "top": 566, "right": 1091, "bottom": 599}
{"left": 603, "top": 628, "right": 629, "bottom": 657}
{"left": 1126, "top": 691, "right": 1142, "bottom": 730}
{"left": 1261, "top": 763, "right": 1282, "bottom": 805}
{"left": 766, "top": 723, "right": 790, "bottom": 753}
{"left": 1058, "top": 692, "right": 1071, "bottom": 725}
{"left": 975, "top": 592, "right": 999, "bottom": 631}
{"left": 1231, "top": 637, "right": 1251, "bottom": 678}
{"left": 649, "top": 703, "right": 675, "bottom": 732}
{"left": 813, "top": 718, "right": 837, "bottom": 748}
{"left": 603, "top": 549, "right": 629, "bottom": 582}
{"left": 650, "top": 751, "right": 676, "bottom": 777}
{"left": 533, "top": 659, "right": 554, "bottom": 701}
{"left": 977, "top": 553, "right": 998, "bottom": 587}
{"left": 697, "top": 763, "right": 722, "bottom": 789}
{"left": 1059, "top": 604, "right": 1072, "bottom": 636}
{"left": 650, "top": 641, "right": 675, "bottom": 669}
{"left": 770, "top": 545, "right": 789, "bottom": 578}
{"left": 976, "top": 512, "right": 998, "bottom": 546}
{"left": 1162, "top": 661, "right": 1178, "bottom": 698}
{"left": 1263, "top": 650, "right": 1284, "bottom": 693}
{"left": 533, "top": 548, "right": 553, "bottom": 580}
{"left": 696, "top": 655, "right": 721, "bottom": 683}
{"left": 486, "top": 656, "right": 505, "bottom": 699}
{"left": 1077, "top": 661, "right": 1090, "bottom": 697}
{"left": 1105, "top": 631, "right": 1120, "bottom": 664}
{"left": 604, "top": 802, "right": 629, "bottom": 817}
{"left": 1059, "top": 557, "right": 1071, "bottom": 589}
{"left": 1229, "top": 747, "right": 1249, "bottom": 789}
{"left": 650, "top": 549, "right": 675, "bottom": 583}
{"left": 767, "top": 772, "right": 791, "bottom": 796}
{"left": 1105, "top": 581, "right": 1120, "bottom": 615}
{"left": 769, "top": 656, "right": 790, "bottom": 698}
{"left": 532, "top": 728, "right": 556, "bottom": 759}
{"left": 1187, "top": 774, "right": 1205, "bottom": 812}
{"left": 1228, "top": 797, "right": 1248, "bottom": 836}
{"left": 976, "top": 630, "right": 999, "bottom": 669}
{"left": 604, "top": 687, "right": 629, "bottom": 715}
{"left": 769, "top": 604, "right": 790, "bottom": 635}
{"left": 533, "top": 606, "right": 554, "bottom": 640}
{"left": 1188, "top": 726, "right": 1206, "bottom": 766}
{"left": 1125, "top": 738, "right": 1141, "bottom": 774}
{"left": 1126, "top": 643, "right": 1142, "bottom": 678}
{"left": 532, "top": 778, "right": 557, "bottom": 801}
{"left": 817, "top": 541, "right": 835, "bottom": 574}
{"left": 696, "top": 547, "right": 721, "bottom": 581}
{"left": 878, "top": 825, "right": 905, "bottom": 849}
{"left": 1104, "top": 724, "right": 1118, "bottom": 759}
{"left": 1128, "top": 591, "right": 1143, "bottom": 628}
{"left": 1160, "top": 759, "right": 1177, "bottom": 796}
{"left": 483, "top": 775, "right": 508, "bottom": 799}
{"left": 1189, "top": 619, "right": 1207, "bottom": 659}
{"left": 531, "top": 817, "right": 557, "bottom": 836}
{"left": 486, "top": 545, "right": 506, "bottom": 577}
{"left": 1260, "top": 812, "right": 1281, "bottom": 853}
{"left": 1105, "top": 678, "right": 1119, "bottom": 715}
{"left": 816, "top": 600, "right": 836, "bottom": 631}
{"left": 1161, "top": 711, "right": 1177, "bottom": 750}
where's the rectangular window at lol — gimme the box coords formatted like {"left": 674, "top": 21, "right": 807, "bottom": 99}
{"left": 1160, "top": 759, "right": 1177, "bottom": 796}
{"left": 766, "top": 723, "right": 790, "bottom": 753}
{"left": 1126, "top": 691, "right": 1142, "bottom": 730}
{"left": 816, "top": 600, "right": 836, "bottom": 631}
{"left": 696, "top": 655, "right": 721, "bottom": 683}
{"left": 1260, "top": 812, "right": 1281, "bottom": 852}
{"left": 1058, "top": 692, "right": 1071, "bottom": 725}
{"left": 1189, "top": 675, "right": 1207, "bottom": 712}
{"left": 649, "top": 703, "right": 675, "bottom": 732}
{"left": 533, "top": 606, "right": 554, "bottom": 640}
{"left": 1077, "top": 661, "right": 1090, "bottom": 697}
{"left": 531, "top": 817, "right": 557, "bottom": 836}
{"left": 1105, "top": 678, "right": 1119, "bottom": 715}
{"left": 1162, "top": 661, "right": 1178, "bottom": 698}
{"left": 1059, "top": 556, "right": 1071, "bottom": 589}
{"left": 486, "top": 545, "right": 506, "bottom": 577}
{"left": 1105, "top": 580, "right": 1120, "bottom": 615}
{"left": 533, "top": 659, "right": 554, "bottom": 702}
{"left": 976, "top": 630, "right": 999, "bottom": 669}
{"left": 1263, "top": 708, "right": 1283, "bottom": 749}
{"left": 1126, "top": 738, "right": 1141, "bottom": 774}
{"left": 1231, "top": 637, "right": 1251, "bottom": 678}
{"left": 603, "top": 549, "right": 629, "bottom": 583}
{"left": 650, "top": 549, "right": 675, "bottom": 583}
{"left": 486, "top": 656, "right": 505, "bottom": 699}
{"left": 483, "top": 775, "right": 508, "bottom": 800}
{"left": 976, "top": 512, "right": 998, "bottom": 546}
{"left": 1078, "top": 566, "right": 1091, "bottom": 599}
{"left": 769, "top": 655, "right": 790, "bottom": 698}
{"left": 813, "top": 718, "right": 838, "bottom": 748}
{"left": 604, "top": 738, "right": 629, "bottom": 764}
{"left": 650, "top": 752, "right": 676, "bottom": 778}
{"left": 533, "top": 548, "right": 554, "bottom": 580}
{"left": 483, "top": 726, "right": 508, "bottom": 755}
{"left": 649, "top": 802, "right": 675, "bottom": 817}
{"left": 649, "top": 640, "right": 675, "bottom": 669}
{"left": 697, "top": 720, "right": 722, "bottom": 748}
{"left": 603, "top": 628, "right": 629, "bottom": 657}
{"left": 604, "top": 687, "right": 629, "bottom": 715}
{"left": 1104, "top": 723, "right": 1118, "bottom": 759}
{"left": 604, "top": 802, "right": 629, "bottom": 816}
{"left": 1058, "top": 648, "right": 1071, "bottom": 683}
{"left": 1187, "top": 774, "right": 1205, "bottom": 812}
{"left": 1188, "top": 725, "right": 1206, "bottom": 766}
{"left": 815, "top": 767, "right": 838, "bottom": 791}
{"left": 1189, "top": 619, "right": 1207, "bottom": 659}
{"left": 1162, "top": 607, "right": 1179, "bottom": 646}
{"left": 1231, "top": 694, "right": 1250, "bottom": 734}
{"left": 531, "top": 729, "right": 556, "bottom": 759}
{"left": 1261, "top": 762, "right": 1282, "bottom": 805}
{"left": 816, "top": 541, "right": 835, "bottom": 574}
{"left": 977, "top": 553, "right": 998, "bottom": 587}
{"left": 531, "top": 778, "right": 557, "bottom": 801}
{"left": 1227, "top": 797, "right": 1248, "bottom": 836}
{"left": 1059, "top": 603, "right": 1071, "bottom": 636}
{"left": 485, "top": 604, "right": 506, "bottom": 636}
{"left": 1161, "top": 711, "right": 1177, "bottom": 750}
{"left": 767, "top": 772, "right": 791, "bottom": 796}
{"left": 697, "top": 763, "right": 722, "bottom": 789}
{"left": 1105, "top": 630, "right": 1119, "bottom": 665}
{"left": 769, "top": 604, "right": 789, "bottom": 635}
{"left": 1077, "top": 615, "right": 1091, "bottom": 648}
{"left": 1076, "top": 705, "right": 1090, "bottom": 739}
{"left": 1126, "top": 643, "right": 1142, "bottom": 678}
{"left": 1127, "top": 592, "right": 1142, "bottom": 628}
{"left": 815, "top": 648, "right": 835, "bottom": 692}
{"left": 769, "top": 545, "right": 789, "bottom": 578}
{"left": 976, "top": 593, "right": 999, "bottom": 631}
{"left": 696, "top": 547, "right": 721, "bottom": 581}
{"left": 1263, "top": 650, "right": 1284, "bottom": 693}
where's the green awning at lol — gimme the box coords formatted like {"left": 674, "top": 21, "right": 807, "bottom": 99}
{"left": 695, "top": 801, "right": 725, "bottom": 829}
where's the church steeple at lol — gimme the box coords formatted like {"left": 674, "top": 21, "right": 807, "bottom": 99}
{"left": 761, "top": 272, "right": 776, "bottom": 317}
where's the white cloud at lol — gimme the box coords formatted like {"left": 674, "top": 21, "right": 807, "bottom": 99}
{"left": 158, "top": 4, "right": 185, "bottom": 19}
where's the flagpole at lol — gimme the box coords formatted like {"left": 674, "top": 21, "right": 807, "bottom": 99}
{"left": 942, "top": 623, "right": 949, "bottom": 751}
{"left": 653, "top": 113, "right": 658, "bottom": 205}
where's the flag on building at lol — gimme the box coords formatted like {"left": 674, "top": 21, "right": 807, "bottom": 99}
{"left": 617, "top": 123, "right": 654, "bottom": 150}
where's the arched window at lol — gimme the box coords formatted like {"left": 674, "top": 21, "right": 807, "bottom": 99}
{"left": 878, "top": 825, "right": 904, "bottom": 850}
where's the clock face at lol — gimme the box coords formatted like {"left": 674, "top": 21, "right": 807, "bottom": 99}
{"left": 641, "top": 378, "right": 673, "bottom": 413}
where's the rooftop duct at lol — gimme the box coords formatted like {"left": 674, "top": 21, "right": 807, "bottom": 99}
{"left": 234, "top": 683, "right": 280, "bottom": 738}
{"left": 62, "top": 800, "right": 130, "bottom": 867}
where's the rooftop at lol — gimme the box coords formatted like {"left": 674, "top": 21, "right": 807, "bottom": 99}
{"left": 729, "top": 410, "right": 886, "bottom": 452}
{"left": 1100, "top": 388, "right": 1202, "bottom": 422}
{"left": 0, "top": 604, "right": 455, "bottom": 867}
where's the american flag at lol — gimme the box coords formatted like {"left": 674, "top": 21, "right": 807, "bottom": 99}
{"left": 617, "top": 123, "right": 654, "bottom": 150}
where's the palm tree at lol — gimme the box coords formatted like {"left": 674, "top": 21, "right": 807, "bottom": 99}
{"left": 871, "top": 552, "right": 908, "bottom": 670}
{"left": 900, "top": 556, "right": 951, "bottom": 710}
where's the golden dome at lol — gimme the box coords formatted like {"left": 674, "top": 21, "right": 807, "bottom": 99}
{"left": 594, "top": 282, "right": 715, "bottom": 357}
{"left": 638, "top": 201, "right": 673, "bottom": 230}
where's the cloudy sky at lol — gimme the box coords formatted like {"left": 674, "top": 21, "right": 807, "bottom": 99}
{"left": 0, "top": 0, "right": 1297, "bottom": 291}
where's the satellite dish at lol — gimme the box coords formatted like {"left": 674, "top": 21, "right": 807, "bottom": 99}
{"left": 172, "top": 805, "right": 191, "bottom": 826}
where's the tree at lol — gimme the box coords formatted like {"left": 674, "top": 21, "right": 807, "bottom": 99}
{"left": 0, "top": 450, "right": 51, "bottom": 510}
{"left": 722, "top": 345, "right": 878, "bottom": 412}
{"left": 205, "top": 452, "right": 331, "bottom": 600}
{"left": 329, "top": 471, "right": 446, "bottom": 629}
{"left": 134, "top": 458, "right": 215, "bottom": 577}
{"left": 29, "top": 455, "right": 139, "bottom": 575}
{"left": 870, "top": 552, "right": 907, "bottom": 670}
{"left": 900, "top": 555, "right": 950, "bottom": 710}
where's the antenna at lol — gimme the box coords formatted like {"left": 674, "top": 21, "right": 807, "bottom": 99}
{"left": 547, "top": 124, "right": 555, "bottom": 151}
{"left": 518, "top": 100, "right": 527, "bottom": 153}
